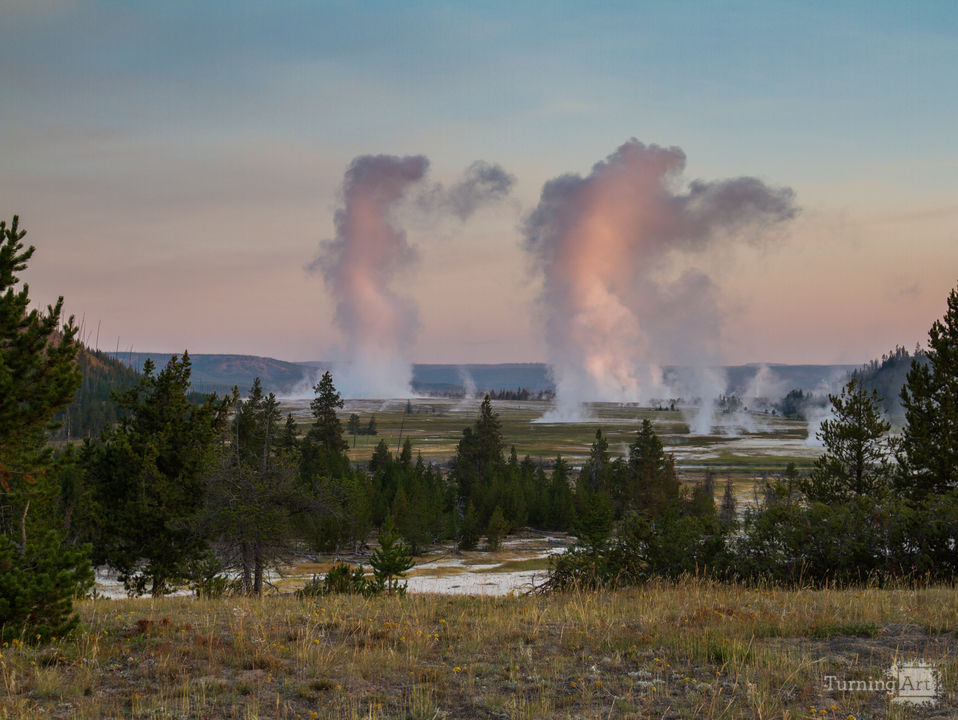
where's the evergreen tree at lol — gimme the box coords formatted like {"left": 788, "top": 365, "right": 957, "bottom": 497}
{"left": 204, "top": 380, "right": 306, "bottom": 595}
{"left": 0, "top": 216, "right": 91, "bottom": 641}
{"left": 802, "top": 378, "right": 891, "bottom": 503}
{"left": 547, "top": 456, "right": 576, "bottom": 529}
{"left": 898, "top": 283, "right": 958, "bottom": 499}
{"left": 308, "top": 371, "right": 348, "bottom": 456}
{"left": 451, "top": 395, "right": 504, "bottom": 502}
{"left": 276, "top": 414, "right": 299, "bottom": 455}
{"left": 585, "top": 429, "right": 610, "bottom": 491}
{"left": 86, "top": 353, "right": 228, "bottom": 595}
{"left": 626, "top": 420, "right": 680, "bottom": 518}
{"left": 459, "top": 501, "right": 481, "bottom": 550}
{"left": 300, "top": 371, "right": 349, "bottom": 482}
{"left": 719, "top": 478, "right": 737, "bottom": 524}
{"left": 687, "top": 471, "right": 717, "bottom": 519}
{"left": 347, "top": 413, "right": 361, "bottom": 447}
{"left": 485, "top": 505, "right": 509, "bottom": 551}
{"left": 574, "top": 492, "right": 613, "bottom": 552}
{"left": 370, "top": 521, "right": 414, "bottom": 595}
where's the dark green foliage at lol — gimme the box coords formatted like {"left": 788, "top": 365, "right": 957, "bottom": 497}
{"left": 898, "top": 283, "right": 958, "bottom": 499}
{"left": 547, "top": 510, "right": 730, "bottom": 592}
{"left": 205, "top": 379, "right": 309, "bottom": 595}
{"left": 370, "top": 522, "right": 414, "bottom": 595}
{"left": 729, "top": 492, "right": 958, "bottom": 585}
{"left": 854, "top": 345, "right": 926, "bottom": 423}
{"left": 346, "top": 413, "right": 377, "bottom": 447}
{"left": 546, "top": 456, "right": 576, "bottom": 529}
{"left": 485, "top": 506, "right": 508, "bottom": 551}
{"left": 459, "top": 501, "right": 481, "bottom": 550}
{"left": 364, "top": 439, "right": 449, "bottom": 554}
{"left": 0, "top": 532, "right": 93, "bottom": 642}
{"left": 52, "top": 347, "right": 141, "bottom": 441}
{"left": 276, "top": 414, "right": 299, "bottom": 454}
{"left": 546, "top": 422, "right": 729, "bottom": 592}
{"left": 778, "top": 389, "right": 808, "bottom": 419}
{"left": 625, "top": 420, "right": 680, "bottom": 519}
{"left": 297, "top": 562, "right": 377, "bottom": 597}
{"left": 308, "top": 371, "right": 348, "bottom": 455}
{"left": 0, "top": 216, "right": 90, "bottom": 642}
{"left": 85, "top": 353, "right": 228, "bottom": 596}
{"left": 299, "top": 371, "right": 350, "bottom": 482}
{"left": 802, "top": 378, "right": 891, "bottom": 503}
{"left": 451, "top": 395, "right": 504, "bottom": 503}
{"left": 0, "top": 217, "right": 82, "bottom": 533}
{"left": 719, "top": 478, "right": 737, "bottom": 524}
{"left": 573, "top": 492, "right": 613, "bottom": 552}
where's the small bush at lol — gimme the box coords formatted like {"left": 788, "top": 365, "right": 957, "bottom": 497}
{"left": 297, "top": 563, "right": 379, "bottom": 597}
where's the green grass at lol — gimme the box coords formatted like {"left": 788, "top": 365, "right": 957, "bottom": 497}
{"left": 284, "top": 398, "right": 817, "bottom": 480}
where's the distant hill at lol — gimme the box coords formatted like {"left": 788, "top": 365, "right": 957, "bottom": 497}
{"left": 54, "top": 345, "right": 141, "bottom": 440}
{"left": 853, "top": 346, "right": 928, "bottom": 423}
{"left": 107, "top": 354, "right": 863, "bottom": 399}
{"left": 109, "top": 352, "right": 314, "bottom": 395}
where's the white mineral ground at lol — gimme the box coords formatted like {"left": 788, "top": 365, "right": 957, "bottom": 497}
{"left": 92, "top": 531, "right": 572, "bottom": 599}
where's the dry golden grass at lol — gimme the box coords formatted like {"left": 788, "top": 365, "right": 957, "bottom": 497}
{"left": 1, "top": 579, "right": 955, "bottom": 719}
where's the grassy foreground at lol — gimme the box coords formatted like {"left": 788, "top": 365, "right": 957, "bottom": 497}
{"left": 2, "top": 581, "right": 955, "bottom": 719}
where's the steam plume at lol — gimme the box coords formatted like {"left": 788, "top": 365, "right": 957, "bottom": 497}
{"left": 523, "top": 139, "right": 797, "bottom": 421}
{"left": 308, "top": 154, "right": 428, "bottom": 398}
{"left": 310, "top": 155, "right": 514, "bottom": 398}
{"left": 443, "top": 161, "right": 515, "bottom": 220}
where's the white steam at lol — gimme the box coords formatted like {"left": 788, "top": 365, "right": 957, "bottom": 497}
{"left": 523, "top": 139, "right": 798, "bottom": 421}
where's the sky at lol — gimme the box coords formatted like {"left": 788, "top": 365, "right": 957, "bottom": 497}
{"left": 2, "top": 0, "right": 957, "bottom": 366}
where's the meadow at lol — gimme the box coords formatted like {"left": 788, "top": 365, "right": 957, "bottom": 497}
{"left": 283, "top": 397, "right": 820, "bottom": 480}
{"left": 2, "top": 581, "right": 954, "bottom": 719}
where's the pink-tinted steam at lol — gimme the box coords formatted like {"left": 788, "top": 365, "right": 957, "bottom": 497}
{"left": 524, "top": 139, "right": 797, "bottom": 419}
{"left": 310, "top": 154, "right": 428, "bottom": 397}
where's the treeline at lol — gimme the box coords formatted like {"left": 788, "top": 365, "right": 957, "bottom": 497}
{"left": 59, "top": 365, "right": 586, "bottom": 597}
{"left": 485, "top": 387, "right": 554, "bottom": 401}
{"left": 548, "top": 288, "right": 958, "bottom": 590}
{"left": 51, "top": 347, "right": 141, "bottom": 440}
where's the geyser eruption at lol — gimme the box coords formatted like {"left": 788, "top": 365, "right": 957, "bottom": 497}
{"left": 311, "top": 154, "right": 427, "bottom": 398}
{"left": 310, "top": 154, "right": 514, "bottom": 398}
{"left": 523, "top": 139, "right": 797, "bottom": 422}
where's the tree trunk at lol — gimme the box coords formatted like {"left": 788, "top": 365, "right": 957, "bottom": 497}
{"left": 241, "top": 541, "right": 253, "bottom": 594}
{"left": 253, "top": 544, "right": 264, "bottom": 596}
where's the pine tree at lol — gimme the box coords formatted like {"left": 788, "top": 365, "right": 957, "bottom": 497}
{"left": 308, "top": 371, "right": 348, "bottom": 456}
{"left": 485, "top": 505, "right": 509, "bottom": 551}
{"left": 276, "top": 414, "right": 299, "bottom": 455}
{"left": 627, "top": 420, "right": 680, "bottom": 519}
{"left": 0, "top": 216, "right": 91, "bottom": 641}
{"left": 459, "top": 501, "right": 481, "bottom": 550}
{"left": 347, "top": 413, "right": 361, "bottom": 447}
{"left": 719, "top": 478, "right": 737, "bottom": 524}
{"left": 205, "top": 379, "right": 306, "bottom": 595}
{"left": 451, "top": 395, "right": 504, "bottom": 503}
{"left": 898, "top": 283, "right": 958, "bottom": 499}
{"left": 802, "top": 378, "right": 891, "bottom": 503}
{"left": 370, "top": 521, "right": 413, "bottom": 595}
{"left": 87, "top": 353, "right": 228, "bottom": 595}
{"left": 547, "top": 456, "right": 576, "bottom": 529}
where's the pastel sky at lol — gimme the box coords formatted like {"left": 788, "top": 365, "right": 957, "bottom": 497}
{"left": 2, "top": 0, "right": 956, "bottom": 365}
